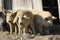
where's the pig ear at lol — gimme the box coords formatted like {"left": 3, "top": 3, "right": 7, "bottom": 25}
{"left": 52, "top": 16, "right": 57, "bottom": 20}
{"left": 23, "top": 15, "right": 30, "bottom": 19}
{"left": 7, "top": 10, "right": 12, "bottom": 13}
{"left": 4, "top": 9, "right": 12, "bottom": 13}
{"left": 4, "top": 9, "right": 12, "bottom": 15}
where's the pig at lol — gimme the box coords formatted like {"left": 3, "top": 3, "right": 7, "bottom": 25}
{"left": 5, "top": 10, "right": 17, "bottom": 34}
{"left": 13, "top": 10, "right": 36, "bottom": 36}
{"left": 30, "top": 10, "right": 57, "bottom": 35}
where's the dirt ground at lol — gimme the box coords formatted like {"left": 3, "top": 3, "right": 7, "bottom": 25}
{"left": 0, "top": 31, "right": 60, "bottom": 40}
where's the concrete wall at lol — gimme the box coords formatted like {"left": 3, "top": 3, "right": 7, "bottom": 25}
{"left": 4, "top": 0, "right": 12, "bottom": 10}
{"left": 12, "top": 0, "right": 32, "bottom": 10}
{"left": 57, "top": 0, "right": 60, "bottom": 23}
{"left": 32, "top": 0, "right": 43, "bottom": 10}
{"left": 0, "top": 0, "right": 3, "bottom": 12}
{"left": 12, "top": 0, "right": 43, "bottom": 11}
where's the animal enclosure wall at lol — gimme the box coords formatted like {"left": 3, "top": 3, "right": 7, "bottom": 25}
{"left": 57, "top": 0, "right": 60, "bottom": 23}
{"left": 12, "top": 0, "right": 32, "bottom": 10}
{"left": 4, "top": 0, "right": 12, "bottom": 10}
{"left": 12, "top": 0, "right": 43, "bottom": 11}
{"left": 0, "top": 0, "right": 3, "bottom": 12}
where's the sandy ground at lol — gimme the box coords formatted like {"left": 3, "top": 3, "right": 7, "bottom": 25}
{"left": 0, "top": 31, "right": 60, "bottom": 40}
